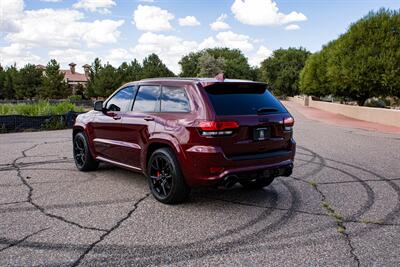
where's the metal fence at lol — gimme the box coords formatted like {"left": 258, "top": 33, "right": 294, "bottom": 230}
{"left": 0, "top": 111, "right": 83, "bottom": 133}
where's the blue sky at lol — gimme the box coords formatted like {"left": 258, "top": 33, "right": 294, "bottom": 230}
{"left": 1, "top": 0, "right": 399, "bottom": 74}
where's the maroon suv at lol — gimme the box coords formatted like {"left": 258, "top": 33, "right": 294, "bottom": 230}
{"left": 73, "top": 77, "right": 295, "bottom": 203}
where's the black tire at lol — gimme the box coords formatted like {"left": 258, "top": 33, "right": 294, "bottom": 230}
{"left": 239, "top": 176, "right": 274, "bottom": 189}
{"left": 73, "top": 132, "right": 99, "bottom": 171}
{"left": 147, "top": 148, "right": 190, "bottom": 204}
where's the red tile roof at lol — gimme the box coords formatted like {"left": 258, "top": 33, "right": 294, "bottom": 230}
{"left": 60, "top": 70, "right": 88, "bottom": 82}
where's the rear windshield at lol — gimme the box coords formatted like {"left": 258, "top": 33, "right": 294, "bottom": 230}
{"left": 204, "top": 83, "right": 287, "bottom": 115}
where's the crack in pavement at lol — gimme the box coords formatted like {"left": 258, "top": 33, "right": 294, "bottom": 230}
{"left": 71, "top": 193, "right": 150, "bottom": 267}
{"left": 309, "top": 181, "right": 361, "bottom": 267}
{"left": 12, "top": 144, "right": 108, "bottom": 233}
{"left": 0, "top": 228, "right": 49, "bottom": 253}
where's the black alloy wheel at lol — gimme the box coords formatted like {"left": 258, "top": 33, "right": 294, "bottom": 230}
{"left": 147, "top": 148, "right": 190, "bottom": 204}
{"left": 149, "top": 155, "right": 174, "bottom": 198}
{"left": 73, "top": 132, "right": 99, "bottom": 171}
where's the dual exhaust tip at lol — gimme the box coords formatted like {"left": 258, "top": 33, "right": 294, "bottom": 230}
{"left": 220, "top": 165, "right": 293, "bottom": 188}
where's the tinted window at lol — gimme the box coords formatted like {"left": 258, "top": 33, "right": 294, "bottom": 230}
{"left": 106, "top": 86, "right": 135, "bottom": 112}
{"left": 161, "top": 87, "right": 191, "bottom": 112}
{"left": 133, "top": 85, "right": 161, "bottom": 112}
{"left": 205, "top": 83, "right": 287, "bottom": 115}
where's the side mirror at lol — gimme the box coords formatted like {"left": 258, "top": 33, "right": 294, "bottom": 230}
{"left": 94, "top": 101, "right": 104, "bottom": 112}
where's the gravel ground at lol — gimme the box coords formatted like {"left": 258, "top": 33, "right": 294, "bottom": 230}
{"left": 0, "top": 103, "right": 399, "bottom": 266}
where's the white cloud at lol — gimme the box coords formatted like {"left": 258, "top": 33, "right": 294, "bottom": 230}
{"left": 210, "top": 14, "right": 230, "bottom": 31}
{"left": 231, "top": 0, "right": 307, "bottom": 26}
{"left": 48, "top": 49, "right": 95, "bottom": 68}
{"left": 178, "top": 16, "right": 200, "bottom": 26}
{"left": 73, "top": 0, "right": 116, "bottom": 14}
{"left": 199, "top": 31, "right": 254, "bottom": 52}
{"left": 81, "top": 19, "right": 125, "bottom": 47}
{"left": 106, "top": 48, "right": 134, "bottom": 66}
{"left": 130, "top": 32, "right": 198, "bottom": 73}
{"left": 4, "top": 8, "right": 124, "bottom": 48}
{"left": 285, "top": 24, "right": 300, "bottom": 31}
{"left": 133, "top": 5, "right": 174, "bottom": 32}
{"left": 0, "top": 0, "right": 24, "bottom": 32}
{"left": 0, "top": 44, "right": 41, "bottom": 67}
{"left": 249, "top": 45, "right": 272, "bottom": 66}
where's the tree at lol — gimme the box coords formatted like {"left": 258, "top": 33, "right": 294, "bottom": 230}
{"left": 330, "top": 9, "right": 400, "bottom": 105}
{"left": 2, "top": 65, "right": 18, "bottom": 99}
{"left": 206, "top": 48, "right": 252, "bottom": 79}
{"left": 299, "top": 44, "right": 332, "bottom": 97}
{"left": 179, "top": 48, "right": 252, "bottom": 79}
{"left": 300, "top": 9, "right": 400, "bottom": 105}
{"left": 91, "top": 63, "right": 120, "bottom": 97}
{"left": 142, "top": 54, "right": 174, "bottom": 78}
{"left": 259, "top": 47, "right": 310, "bottom": 96}
{"left": 0, "top": 65, "right": 5, "bottom": 99}
{"left": 14, "top": 64, "right": 43, "bottom": 99}
{"left": 197, "top": 52, "right": 225, "bottom": 77}
{"left": 86, "top": 58, "right": 102, "bottom": 98}
{"left": 117, "top": 59, "right": 143, "bottom": 84}
{"left": 179, "top": 52, "right": 202, "bottom": 77}
{"left": 40, "top": 59, "right": 68, "bottom": 99}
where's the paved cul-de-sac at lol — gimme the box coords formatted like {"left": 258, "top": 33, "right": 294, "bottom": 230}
{"left": 1, "top": 104, "right": 399, "bottom": 266}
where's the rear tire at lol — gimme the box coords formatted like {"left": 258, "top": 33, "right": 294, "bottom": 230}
{"left": 147, "top": 148, "right": 190, "bottom": 204}
{"left": 239, "top": 176, "right": 274, "bottom": 189}
{"left": 73, "top": 132, "right": 99, "bottom": 171}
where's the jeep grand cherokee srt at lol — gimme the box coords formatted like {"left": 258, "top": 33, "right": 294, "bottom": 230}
{"left": 73, "top": 77, "right": 295, "bottom": 203}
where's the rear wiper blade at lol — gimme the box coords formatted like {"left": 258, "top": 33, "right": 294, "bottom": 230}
{"left": 257, "top": 107, "right": 279, "bottom": 114}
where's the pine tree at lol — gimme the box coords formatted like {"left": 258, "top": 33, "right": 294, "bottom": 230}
{"left": 40, "top": 59, "right": 68, "bottom": 99}
{"left": 14, "top": 64, "right": 43, "bottom": 99}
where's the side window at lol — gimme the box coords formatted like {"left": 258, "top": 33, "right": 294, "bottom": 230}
{"left": 133, "top": 85, "right": 161, "bottom": 112}
{"left": 161, "top": 86, "right": 191, "bottom": 112}
{"left": 106, "top": 86, "right": 135, "bottom": 112}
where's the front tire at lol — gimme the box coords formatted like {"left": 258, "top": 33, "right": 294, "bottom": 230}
{"left": 73, "top": 132, "right": 99, "bottom": 171}
{"left": 147, "top": 148, "right": 190, "bottom": 204}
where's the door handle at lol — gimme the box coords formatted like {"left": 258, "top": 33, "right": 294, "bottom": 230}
{"left": 144, "top": 116, "right": 154, "bottom": 121}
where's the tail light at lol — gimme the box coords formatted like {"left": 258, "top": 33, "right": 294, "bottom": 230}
{"left": 197, "top": 121, "right": 239, "bottom": 136}
{"left": 283, "top": 116, "right": 294, "bottom": 131}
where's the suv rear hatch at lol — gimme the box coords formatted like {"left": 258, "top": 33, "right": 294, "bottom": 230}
{"left": 202, "top": 82, "right": 293, "bottom": 159}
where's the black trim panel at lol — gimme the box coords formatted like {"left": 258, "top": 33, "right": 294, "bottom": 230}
{"left": 228, "top": 150, "right": 292, "bottom": 161}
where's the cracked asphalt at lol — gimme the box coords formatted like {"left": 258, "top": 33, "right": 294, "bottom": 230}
{"left": 1, "top": 103, "right": 400, "bottom": 266}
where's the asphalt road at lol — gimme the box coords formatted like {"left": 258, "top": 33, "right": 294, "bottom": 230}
{"left": 1, "top": 103, "right": 400, "bottom": 266}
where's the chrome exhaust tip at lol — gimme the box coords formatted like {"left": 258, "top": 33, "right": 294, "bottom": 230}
{"left": 222, "top": 175, "right": 238, "bottom": 188}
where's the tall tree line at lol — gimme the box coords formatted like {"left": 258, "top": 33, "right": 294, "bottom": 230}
{"left": 0, "top": 53, "right": 175, "bottom": 99}
{"left": 2, "top": 9, "right": 399, "bottom": 103}
{"left": 300, "top": 9, "right": 400, "bottom": 105}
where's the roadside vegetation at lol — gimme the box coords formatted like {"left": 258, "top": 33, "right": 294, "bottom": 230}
{"left": 0, "top": 101, "right": 83, "bottom": 116}
{"left": 300, "top": 9, "right": 400, "bottom": 106}
{"left": 0, "top": 9, "right": 398, "bottom": 108}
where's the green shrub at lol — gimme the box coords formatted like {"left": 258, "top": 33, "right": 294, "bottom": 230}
{"left": 0, "top": 101, "right": 84, "bottom": 116}
{"left": 68, "top": 95, "right": 82, "bottom": 101}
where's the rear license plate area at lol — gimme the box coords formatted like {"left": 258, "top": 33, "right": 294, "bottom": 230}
{"left": 253, "top": 127, "right": 271, "bottom": 141}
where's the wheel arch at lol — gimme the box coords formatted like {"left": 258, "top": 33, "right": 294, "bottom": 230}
{"left": 72, "top": 125, "right": 96, "bottom": 159}
{"left": 142, "top": 138, "right": 186, "bottom": 174}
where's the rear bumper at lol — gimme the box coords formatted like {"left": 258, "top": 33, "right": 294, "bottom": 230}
{"left": 181, "top": 141, "right": 296, "bottom": 187}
